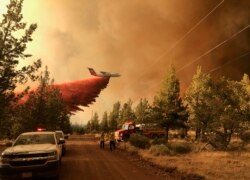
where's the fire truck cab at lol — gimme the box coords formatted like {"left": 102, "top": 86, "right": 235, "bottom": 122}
{"left": 115, "top": 120, "right": 136, "bottom": 141}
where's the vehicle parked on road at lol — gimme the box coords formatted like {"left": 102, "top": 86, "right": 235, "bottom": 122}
{"left": 0, "top": 131, "right": 63, "bottom": 179}
{"left": 115, "top": 120, "right": 165, "bottom": 141}
{"left": 55, "top": 130, "right": 66, "bottom": 155}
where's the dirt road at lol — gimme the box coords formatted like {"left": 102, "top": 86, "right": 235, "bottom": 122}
{"left": 60, "top": 134, "right": 171, "bottom": 180}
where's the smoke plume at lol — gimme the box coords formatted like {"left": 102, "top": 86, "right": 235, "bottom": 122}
{"left": 16, "top": 0, "right": 250, "bottom": 123}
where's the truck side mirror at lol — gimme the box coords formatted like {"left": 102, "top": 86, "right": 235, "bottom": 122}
{"left": 58, "top": 138, "right": 65, "bottom": 144}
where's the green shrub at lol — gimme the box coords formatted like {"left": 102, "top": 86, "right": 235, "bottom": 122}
{"left": 227, "top": 141, "right": 245, "bottom": 151}
{"left": 170, "top": 143, "right": 192, "bottom": 154}
{"left": 151, "top": 137, "right": 166, "bottom": 145}
{"left": 207, "top": 132, "right": 230, "bottom": 150}
{"left": 240, "top": 131, "right": 250, "bottom": 143}
{"left": 149, "top": 143, "right": 192, "bottom": 156}
{"left": 129, "top": 133, "right": 150, "bottom": 149}
{"left": 149, "top": 144, "right": 172, "bottom": 156}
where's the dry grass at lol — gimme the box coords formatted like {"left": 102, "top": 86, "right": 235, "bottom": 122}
{"left": 117, "top": 141, "right": 139, "bottom": 155}
{"left": 118, "top": 138, "right": 250, "bottom": 180}
{"left": 139, "top": 148, "right": 250, "bottom": 180}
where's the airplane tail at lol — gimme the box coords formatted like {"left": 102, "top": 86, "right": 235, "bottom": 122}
{"left": 88, "top": 68, "right": 97, "bottom": 76}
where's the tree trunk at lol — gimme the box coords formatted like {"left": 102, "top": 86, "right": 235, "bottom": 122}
{"left": 195, "top": 128, "right": 201, "bottom": 140}
{"left": 165, "top": 126, "right": 169, "bottom": 143}
{"left": 224, "top": 128, "right": 233, "bottom": 150}
{"left": 200, "top": 129, "right": 207, "bottom": 142}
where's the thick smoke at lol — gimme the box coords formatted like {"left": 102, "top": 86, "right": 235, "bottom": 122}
{"left": 36, "top": 0, "right": 250, "bottom": 99}
{"left": 19, "top": 77, "right": 110, "bottom": 112}
{"left": 18, "top": 0, "right": 250, "bottom": 122}
{"left": 175, "top": 0, "right": 250, "bottom": 91}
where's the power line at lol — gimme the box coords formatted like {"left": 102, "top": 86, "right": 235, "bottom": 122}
{"left": 177, "top": 25, "right": 250, "bottom": 73}
{"left": 156, "top": 0, "right": 225, "bottom": 65}
{"left": 130, "top": 0, "right": 225, "bottom": 85}
{"left": 135, "top": 24, "right": 250, "bottom": 102}
{"left": 209, "top": 51, "right": 250, "bottom": 73}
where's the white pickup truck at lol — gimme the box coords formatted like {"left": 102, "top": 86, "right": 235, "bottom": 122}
{"left": 0, "top": 131, "right": 64, "bottom": 179}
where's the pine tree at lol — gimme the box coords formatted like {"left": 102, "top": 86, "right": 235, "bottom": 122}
{"left": 134, "top": 98, "right": 152, "bottom": 124}
{"left": 13, "top": 67, "right": 70, "bottom": 135}
{"left": 91, "top": 112, "right": 99, "bottom": 132}
{"left": 108, "top": 101, "right": 120, "bottom": 130}
{"left": 100, "top": 111, "right": 109, "bottom": 132}
{"left": 209, "top": 77, "right": 247, "bottom": 149}
{"left": 239, "top": 74, "right": 250, "bottom": 124}
{"left": 152, "top": 65, "right": 188, "bottom": 142}
{"left": 184, "top": 66, "right": 216, "bottom": 140}
{"left": 120, "top": 99, "right": 135, "bottom": 125}
{"left": 0, "top": 0, "right": 41, "bottom": 137}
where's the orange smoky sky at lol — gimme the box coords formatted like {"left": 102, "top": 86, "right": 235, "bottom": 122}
{"left": 1, "top": 0, "right": 249, "bottom": 124}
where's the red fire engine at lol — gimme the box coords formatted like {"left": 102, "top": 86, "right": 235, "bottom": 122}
{"left": 115, "top": 120, "right": 165, "bottom": 141}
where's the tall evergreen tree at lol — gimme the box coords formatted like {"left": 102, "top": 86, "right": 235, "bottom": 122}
{"left": 86, "top": 120, "right": 92, "bottom": 133}
{"left": 100, "top": 111, "right": 109, "bottom": 132}
{"left": 108, "top": 101, "right": 120, "bottom": 130}
{"left": 91, "top": 112, "right": 99, "bottom": 132}
{"left": 134, "top": 98, "right": 152, "bottom": 124}
{"left": 184, "top": 66, "right": 216, "bottom": 140}
{"left": 209, "top": 77, "right": 247, "bottom": 149}
{"left": 152, "top": 65, "right": 188, "bottom": 142}
{"left": 120, "top": 99, "right": 135, "bottom": 125}
{"left": 0, "top": 0, "right": 41, "bottom": 137}
{"left": 239, "top": 74, "right": 250, "bottom": 124}
{"left": 12, "top": 67, "right": 71, "bottom": 136}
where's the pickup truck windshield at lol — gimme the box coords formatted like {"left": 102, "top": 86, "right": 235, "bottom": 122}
{"left": 122, "top": 124, "right": 134, "bottom": 130}
{"left": 122, "top": 124, "right": 129, "bottom": 130}
{"left": 14, "top": 134, "right": 56, "bottom": 146}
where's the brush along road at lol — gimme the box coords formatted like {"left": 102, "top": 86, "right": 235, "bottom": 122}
{"left": 59, "top": 134, "right": 176, "bottom": 180}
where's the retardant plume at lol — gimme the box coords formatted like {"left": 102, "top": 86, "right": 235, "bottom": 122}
{"left": 19, "top": 77, "right": 110, "bottom": 112}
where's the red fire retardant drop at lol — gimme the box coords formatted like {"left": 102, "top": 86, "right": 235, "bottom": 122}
{"left": 19, "top": 77, "right": 110, "bottom": 112}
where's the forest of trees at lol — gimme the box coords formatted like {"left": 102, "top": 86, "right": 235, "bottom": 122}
{"left": 87, "top": 65, "right": 250, "bottom": 149}
{"left": 0, "top": 0, "right": 71, "bottom": 138}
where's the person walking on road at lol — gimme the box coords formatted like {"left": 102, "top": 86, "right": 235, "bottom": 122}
{"left": 109, "top": 132, "right": 116, "bottom": 151}
{"left": 100, "top": 132, "right": 105, "bottom": 149}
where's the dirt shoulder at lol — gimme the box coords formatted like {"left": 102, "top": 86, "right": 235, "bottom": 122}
{"left": 117, "top": 141, "right": 250, "bottom": 180}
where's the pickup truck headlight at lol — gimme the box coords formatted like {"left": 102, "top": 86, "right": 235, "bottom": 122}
{"left": 47, "top": 151, "right": 57, "bottom": 161}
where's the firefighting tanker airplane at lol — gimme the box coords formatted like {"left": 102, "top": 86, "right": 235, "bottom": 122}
{"left": 88, "top": 67, "right": 121, "bottom": 77}
{"left": 17, "top": 68, "right": 121, "bottom": 112}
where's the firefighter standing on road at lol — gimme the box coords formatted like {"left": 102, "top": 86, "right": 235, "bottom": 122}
{"left": 100, "top": 132, "right": 105, "bottom": 149}
{"left": 109, "top": 132, "right": 116, "bottom": 151}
